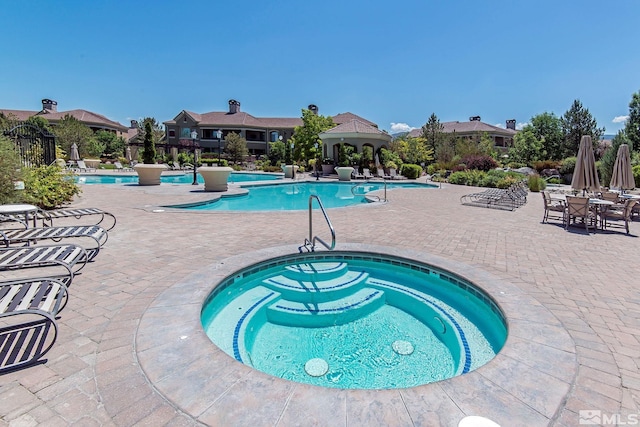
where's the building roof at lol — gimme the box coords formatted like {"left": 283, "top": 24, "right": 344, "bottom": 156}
{"left": 319, "top": 119, "right": 392, "bottom": 142}
{"left": 164, "top": 108, "right": 377, "bottom": 130}
{"left": 1, "top": 105, "right": 128, "bottom": 132}
{"left": 408, "top": 120, "right": 517, "bottom": 138}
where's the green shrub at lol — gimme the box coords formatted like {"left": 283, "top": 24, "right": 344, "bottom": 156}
{"left": 21, "top": 165, "right": 81, "bottom": 209}
{"left": 261, "top": 165, "right": 282, "bottom": 172}
{"left": 461, "top": 154, "right": 498, "bottom": 171}
{"left": 448, "top": 170, "right": 486, "bottom": 186}
{"left": 527, "top": 174, "right": 546, "bottom": 192}
{"left": 633, "top": 165, "right": 640, "bottom": 187}
{"left": 479, "top": 173, "right": 502, "bottom": 188}
{"left": 532, "top": 160, "right": 560, "bottom": 173}
{"left": 559, "top": 157, "right": 577, "bottom": 175}
{"left": 400, "top": 163, "right": 422, "bottom": 179}
{"left": 0, "top": 136, "right": 23, "bottom": 204}
{"left": 496, "top": 175, "right": 521, "bottom": 189}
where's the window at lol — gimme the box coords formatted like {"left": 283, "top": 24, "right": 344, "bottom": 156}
{"left": 169, "top": 129, "right": 175, "bottom": 138}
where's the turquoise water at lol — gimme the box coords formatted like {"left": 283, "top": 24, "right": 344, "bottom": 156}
{"left": 74, "top": 172, "right": 282, "bottom": 185}
{"left": 180, "top": 181, "right": 434, "bottom": 211}
{"left": 201, "top": 253, "right": 507, "bottom": 389}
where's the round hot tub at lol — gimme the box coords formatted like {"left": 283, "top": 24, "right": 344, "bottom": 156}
{"left": 201, "top": 251, "right": 508, "bottom": 390}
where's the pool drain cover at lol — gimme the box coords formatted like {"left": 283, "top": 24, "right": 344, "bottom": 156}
{"left": 305, "top": 358, "right": 329, "bottom": 377}
{"left": 392, "top": 340, "right": 414, "bottom": 355}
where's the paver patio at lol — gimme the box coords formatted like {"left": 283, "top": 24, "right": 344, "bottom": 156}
{"left": 1, "top": 177, "right": 638, "bottom": 426}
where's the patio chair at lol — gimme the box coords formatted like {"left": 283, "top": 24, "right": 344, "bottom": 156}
{"left": 541, "top": 191, "right": 566, "bottom": 223}
{"left": 565, "top": 196, "right": 596, "bottom": 233}
{"left": 0, "top": 225, "right": 108, "bottom": 261}
{"left": 600, "top": 199, "right": 637, "bottom": 234}
{"left": 600, "top": 191, "right": 621, "bottom": 204}
{"left": 351, "top": 169, "right": 364, "bottom": 179}
{"left": 0, "top": 277, "right": 69, "bottom": 372}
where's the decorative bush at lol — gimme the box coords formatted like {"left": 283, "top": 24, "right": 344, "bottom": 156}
{"left": 559, "top": 157, "right": 577, "bottom": 175}
{"left": 400, "top": 164, "right": 422, "bottom": 179}
{"left": 0, "top": 136, "right": 23, "bottom": 204}
{"left": 461, "top": 154, "right": 498, "bottom": 171}
{"left": 527, "top": 174, "right": 546, "bottom": 192}
{"left": 532, "top": 160, "right": 560, "bottom": 173}
{"left": 21, "top": 165, "right": 81, "bottom": 209}
{"left": 633, "top": 165, "right": 640, "bottom": 187}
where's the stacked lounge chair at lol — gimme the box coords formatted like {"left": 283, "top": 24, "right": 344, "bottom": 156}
{"left": 460, "top": 182, "right": 528, "bottom": 211}
{"left": 0, "top": 204, "right": 116, "bottom": 373}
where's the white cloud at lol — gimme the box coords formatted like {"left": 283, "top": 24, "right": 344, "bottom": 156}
{"left": 390, "top": 122, "right": 416, "bottom": 133}
{"left": 613, "top": 115, "right": 629, "bottom": 124}
{"left": 516, "top": 122, "right": 528, "bottom": 130}
{"left": 494, "top": 123, "right": 504, "bottom": 128}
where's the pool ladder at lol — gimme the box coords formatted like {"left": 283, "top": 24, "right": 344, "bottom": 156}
{"left": 299, "top": 195, "right": 336, "bottom": 252}
{"left": 351, "top": 179, "right": 387, "bottom": 202}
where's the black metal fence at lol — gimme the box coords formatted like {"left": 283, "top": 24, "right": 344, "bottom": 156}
{"left": 2, "top": 123, "right": 56, "bottom": 167}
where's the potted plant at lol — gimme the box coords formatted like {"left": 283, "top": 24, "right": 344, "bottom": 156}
{"left": 321, "top": 157, "right": 335, "bottom": 176}
{"left": 134, "top": 121, "right": 167, "bottom": 185}
{"left": 335, "top": 144, "right": 354, "bottom": 181}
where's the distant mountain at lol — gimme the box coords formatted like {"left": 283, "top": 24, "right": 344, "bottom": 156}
{"left": 391, "top": 132, "right": 409, "bottom": 139}
{"left": 603, "top": 134, "right": 616, "bottom": 140}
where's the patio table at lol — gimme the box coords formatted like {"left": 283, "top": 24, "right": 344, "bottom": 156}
{"left": 589, "top": 198, "right": 614, "bottom": 230}
{"left": 0, "top": 204, "right": 38, "bottom": 228}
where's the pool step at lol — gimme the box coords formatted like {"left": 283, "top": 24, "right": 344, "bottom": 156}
{"left": 282, "top": 262, "right": 349, "bottom": 282}
{"left": 266, "top": 287, "right": 385, "bottom": 327}
{"left": 262, "top": 269, "right": 369, "bottom": 303}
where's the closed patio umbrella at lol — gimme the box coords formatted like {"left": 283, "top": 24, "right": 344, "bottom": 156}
{"left": 70, "top": 143, "right": 80, "bottom": 162}
{"left": 609, "top": 144, "right": 634, "bottom": 193}
{"left": 571, "top": 135, "right": 600, "bottom": 195}
{"left": 125, "top": 146, "right": 132, "bottom": 162}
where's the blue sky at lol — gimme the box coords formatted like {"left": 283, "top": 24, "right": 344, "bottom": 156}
{"left": 2, "top": 0, "right": 638, "bottom": 135}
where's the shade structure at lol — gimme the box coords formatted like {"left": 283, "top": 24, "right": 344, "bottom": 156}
{"left": 70, "top": 143, "right": 80, "bottom": 162}
{"left": 571, "top": 135, "right": 600, "bottom": 194}
{"left": 609, "top": 144, "right": 635, "bottom": 192}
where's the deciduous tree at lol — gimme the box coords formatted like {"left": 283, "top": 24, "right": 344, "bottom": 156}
{"left": 224, "top": 132, "right": 248, "bottom": 164}
{"left": 624, "top": 90, "right": 640, "bottom": 153}
{"left": 291, "top": 109, "right": 335, "bottom": 162}
{"left": 52, "top": 114, "right": 94, "bottom": 158}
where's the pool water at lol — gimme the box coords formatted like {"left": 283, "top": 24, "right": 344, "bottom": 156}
{"left": 74, "top": 172, "right": 282, "bottom": 185}
{"left": 201, "top": 252, "right": 507, "bottom": 389}
{"left": 181, "top": 181, "right": 434, "bottom": 211}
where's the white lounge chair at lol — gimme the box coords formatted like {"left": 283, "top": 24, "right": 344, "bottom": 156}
{"left": 389, "top": 168, "right": 406, "bottom": 180}
{"left": 0, "top": 243, "right": 88, "bottom": 283}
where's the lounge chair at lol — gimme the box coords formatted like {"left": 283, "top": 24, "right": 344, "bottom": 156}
{"left": 0, "top": 244, "right": 88, "bottom": 284}
{"left": 565, "top": 196, "right": 596, "bottom": 233}
{"left": 377, "top": 168, "right": 391, "bottom": 179}
{"left": 0, "top": 225, "right": 108, "bottom": 261}
{"left": 0, "top": 277, "right": 69, "bottom": 372}
{"left": 600, "top": 199, "right": 637, "bottom": 234}
{"left": 38, "top": 208, "right": 116, "bottom": 231}
{"left": 351, "top": 169, "right": 364, "bottom": 179}
{"left": 113, "top": 161, "right": 132, "bottom": 172}
{"left": 362, "top": 168, "right": 375, "bottom": 179}
{"left": 541, "top": 191, "right": 566, "bottom": 223}
{"left": 389, "top": 168, "right": 406, "bottom": 180}
{"left": 75, "top": 160, "right": 95, "bottom": 172}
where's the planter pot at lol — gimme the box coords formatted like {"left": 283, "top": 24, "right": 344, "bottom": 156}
{"left": 134, "top": 164, "right": 167, "bottom": 186}
{"left": 321, "top": 164, "right": 335, "bottom": 176}
{"left": 282, "top": 165, "right": 299, "bottom": 179}
{"left": 198, "top": 166, "right": 233, "bottom": 192}
{"left": 335, "top": 166, "right": 354, "bottom": 181}
{"left": 84, "top": 159, "right": 101, "bottom": 169}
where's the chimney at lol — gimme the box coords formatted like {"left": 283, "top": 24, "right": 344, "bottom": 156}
{"left": 42, "top": 99, "right": 57, "bottom": 112}
{"left": 130, "top": 120, "right": 138, "bottom": 128}
{"left": 506, "top": 119, "right": 516, "bottom": 130}
{"left": 469, "top": 116, "right": 481, "bottom": 121}
{"left": 228, "top": 99, "right": 241, "bottom": 114}
{"left": 308, "top": 104, "right": 318, "bottom": 115}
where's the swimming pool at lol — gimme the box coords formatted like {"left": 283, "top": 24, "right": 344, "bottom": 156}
{"left": 74, "top": 171, "right": 282, "bottom": 185}
{"left": 175, "top": 181, "right": 435, "bottom": 211}
{"left": 200, "top": 251, "right": 507, "bottom": 389}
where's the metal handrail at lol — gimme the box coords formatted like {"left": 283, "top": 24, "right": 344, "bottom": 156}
{"left": 351, "top": 179, "right": 387, "bottom": 202}
{"left": 302, "top": 195, "right": 335, "bottom": 252}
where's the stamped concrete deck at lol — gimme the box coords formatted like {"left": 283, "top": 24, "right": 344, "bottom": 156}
{"left": 1, "top": 176, "right": 639, "bottom": 426}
